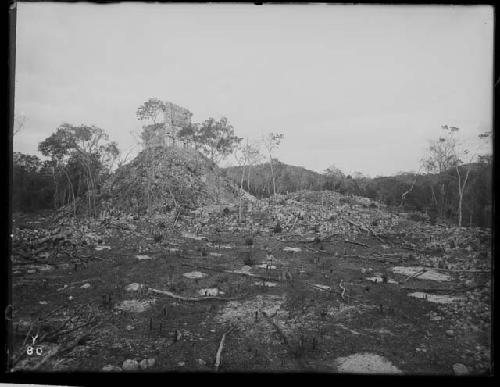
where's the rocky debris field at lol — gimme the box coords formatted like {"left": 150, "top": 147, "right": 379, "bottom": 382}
{"left": 9, "top": 191, "right": 492, "bottom": 374}
{"left": 100, "top": 146, "right": 249, "bottom": 215}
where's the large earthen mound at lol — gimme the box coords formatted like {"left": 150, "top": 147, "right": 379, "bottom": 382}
{"left": 102, "top": 146, "right": 252, "bottom": 214}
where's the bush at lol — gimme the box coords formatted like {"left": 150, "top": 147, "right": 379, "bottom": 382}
{"left": 242, "top": 251, "right": 256, "bottom": 266}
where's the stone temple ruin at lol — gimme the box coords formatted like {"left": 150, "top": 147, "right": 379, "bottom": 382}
{"left": 146, "top": 101, "right": 193, "bottom": 148}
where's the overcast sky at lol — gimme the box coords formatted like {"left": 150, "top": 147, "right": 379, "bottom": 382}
{"left": 14, "top": 3, "right": 493, "bottom": 177}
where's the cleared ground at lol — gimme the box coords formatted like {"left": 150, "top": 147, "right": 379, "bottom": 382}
{"left": 9, "top": 196, "right": 491, "bottom": 374}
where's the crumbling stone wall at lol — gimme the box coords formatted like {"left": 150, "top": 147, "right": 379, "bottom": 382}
{"left": 163, "top": 101, "right": 192, "bottom": 146}
{"left": 144, "top": 101, "right": 193, "bottom": 149}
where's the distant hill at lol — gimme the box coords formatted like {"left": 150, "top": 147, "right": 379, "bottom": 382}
{"left": 225, "top": 160, "right": 327, "bottom": 198}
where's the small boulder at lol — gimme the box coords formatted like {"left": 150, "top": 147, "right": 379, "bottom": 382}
{"left": 452, "top": 363, "right": 469, "bottom": 375}
{"left": 122, "top": 359, "right": 139, "bottom": 371}
{"left": 102, "top": 364, "right": 122, "bottom": 372}
{"left": 140, "top": 358, "right": 156, "bottom": 369}
{"left": 125, "top": 283, "right": 141, "bottom": 292}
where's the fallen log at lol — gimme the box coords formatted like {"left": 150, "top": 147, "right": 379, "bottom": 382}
{"left": 432, "top": 268, "right": 491, "bottom": 273}
{"left": 148, "top": 287, "right": 248, "bottom": 302}
{"left": 214, "top": 326, "right": 235, "bottom": 371}
{"left": 402, "top": 268, "right": 427, "bottom": 283}
{"left": 344, "top": 239, "right": 369, "bottom": 248}
{"left": 339, "top": 280, "right": 346, "bottom": 300}
{"left": 343, "top": 254, "right": 399, "bottom": 263}
{"left": 401, "top": 282, "right": 490, "bottom": 293}
{"left": 304, "top": 247, "right": 330, "bottom": 254}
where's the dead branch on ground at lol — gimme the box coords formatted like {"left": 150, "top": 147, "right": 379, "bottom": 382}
{"left": 214, "top": 326, "right": 236, "bottom": 371}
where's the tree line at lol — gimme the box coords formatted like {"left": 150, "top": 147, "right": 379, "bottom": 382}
{"left": 12, "top": 102, "right": 491, "bottom": 228}
{"left": 225, "top": 126, "right": 492, "bottom": 228}
{"left": 12, "top": 98, "right": 243, "bottom": 216}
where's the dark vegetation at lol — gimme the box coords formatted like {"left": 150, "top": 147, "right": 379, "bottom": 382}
{"left": 14, "top": 154, "right": 492, "bottom": 227}
{"left": 225, "top": 161, "right": 492, "bottom": 228}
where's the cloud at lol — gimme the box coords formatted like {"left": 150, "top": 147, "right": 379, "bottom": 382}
{"left": 14, "top": 3, "right": 493, "bottom": 176}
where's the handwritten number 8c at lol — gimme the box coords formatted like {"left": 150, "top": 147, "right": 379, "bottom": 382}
{"left": 26, "top": 346, "right": 33, "bottom": 355}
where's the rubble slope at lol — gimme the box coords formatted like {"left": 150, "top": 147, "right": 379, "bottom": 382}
{"left": 102, "top": 146, "right": 254, "bottom": 214}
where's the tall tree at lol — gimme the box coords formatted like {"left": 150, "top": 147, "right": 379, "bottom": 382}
{"left": 136, "top": 98, "right": 166, "bottom": 124}
{"left": 233, "top": 140, "right": 261, "bottom": 221}
{"left": 38, "top": 123, "right": 119, "bottom": 217}
{"left": 263, "top": 132, "right": 284, "bottom": 197}
{"left": 421, "top": 125, "right": 477, "bottom": 227}
{"left": 195, "top": 116, "right": 241, "bottom": 203}
{"left": 14, "top": 114, "right": 27, "bottom": 136}
{"left": 197, "top": 117, "right": 242, "bottom": 164}
{"left": 177, "top": 122, "right": 201, "bottom": 149}
{"left": 136, "top": 98, "right": 168, "bottom": 149}
{"left": 323, "top": 164, "right": 345, "bottom": 191}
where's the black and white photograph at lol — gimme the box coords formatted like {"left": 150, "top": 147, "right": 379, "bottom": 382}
{"left": 6, "top": 2, "right": 493, "bottom": 375}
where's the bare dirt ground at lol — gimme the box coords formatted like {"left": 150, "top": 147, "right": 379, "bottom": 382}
{"left": 9, "top": 195, "right": 492, "bottom": 374}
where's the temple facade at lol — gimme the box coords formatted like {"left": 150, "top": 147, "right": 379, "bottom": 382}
{"left": 145, "top": 101, "right": 193, "bottom": 148}
{"left": 163, "top": 101, "right": 193, "bottom": 144}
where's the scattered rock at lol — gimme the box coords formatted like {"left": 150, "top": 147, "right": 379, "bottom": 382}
{"left": 197, "top": 358, "right": 206, "bottom": 366}
{"left": 102, "top": 365, "right": 122, "bottom": 372}
{"left": 446, "top": 329, "right": 455, "bottom": 337}
{"left": 335, "top": 353, "right": 403, "bottom": 374}
{"left": 391, "top": 266, "right": 451, "bottom": 281}
{"left": 452, "top": 363, "right": 469, "bottom": 375}
{"left": 216, "top": 295, "right": 284, "bottom": 329}
{"left": 409, "top": 292, "right": 464, "bottom": 304}
{"left": 139, "top": 358, "right": 156, "bottom": 369}
{"left": 366, "top": 276, "right": 398, "bottom": 285}
{"left": 254, "top": 281, "right": 278, "bottom": 288}
{"left": 256, "top": 263, "right": 277, "bottom": 270}
{"left": 125, "top": 283, "right": 141, "bottom": 292}
{"left": 183, "top": 271, "right": 207, "bottom": 279}
{"left": 136, "top": 254, "right": 153, "bottom": 260}
{"left": 33, "top": 264, "right": 54, "bottom": 271}
{"left": 80, "top": 283, "right": 91, "bottom": 289}
{"left": 198, "top": 288, "right": 224, "bottom": 296}
{"left": 182, "top": 232, "right": 207, "bottom": 241}
{"left": 116, "top": 299, "right": 155, "bottom": 313}
{"left": 122, "top": 359, "right": 139, "bottom": 371}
